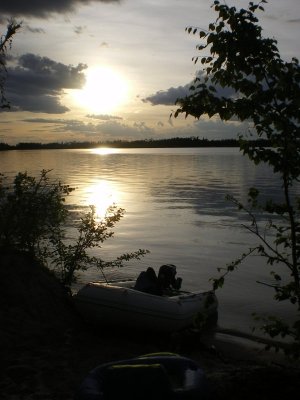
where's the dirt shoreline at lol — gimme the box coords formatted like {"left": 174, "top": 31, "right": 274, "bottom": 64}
{"left": 1, "top": 251, "right": 299, "bottom": 399}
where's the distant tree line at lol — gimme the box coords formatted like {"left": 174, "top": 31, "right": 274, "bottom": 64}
{"left": 0, "top": 136, "right": 270, "bottom": 151}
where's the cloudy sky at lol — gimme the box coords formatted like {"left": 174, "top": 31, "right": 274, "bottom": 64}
{"left": 0, "top": 0, "right": 299, "bottom": 144}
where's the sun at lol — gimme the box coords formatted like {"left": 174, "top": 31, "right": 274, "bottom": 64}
{"left": 73, "top": 66, "right": 129, "bottom": 113}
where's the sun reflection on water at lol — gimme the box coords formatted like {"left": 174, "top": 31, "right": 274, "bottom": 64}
{"left": 85, "top": 180, "right": 119, "bottom": 219}
{"left": 91, "top": 147, "right": 119, "bottom": 155}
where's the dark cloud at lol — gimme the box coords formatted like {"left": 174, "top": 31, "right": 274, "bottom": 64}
{"left": 22, "top": 117, "right": 155, "bottom": 140}
{"left": 3, "top": 53, "right": 87, "bottom": 113}
{"left": 286, "top": 18, "right": 300, "bottom": 23}
{"left": 24, "top": 25, "right": 46, "bottom": 34}
{"left": 17, "top": 95, "right": 69, "bottom": 114}
{"left": 143, "top": 85, "right": 190, "bottom": 106}
{"left": 22, "top": 118, "right": 72, "bottom": 123}
{"left": 143, "top": 72, "right": 208, "bottom": 106}
{"left": 144, "top": 72, "right": 236, "bottom": 107}
{"left": 133, "top": 121, "right": 153, "bottom": 134}
{"left": 86, "top": 114, "right": 122, "bottom": 120}
{"left": 74, "top": 25, "right": 86, "bottom": 35}
{"left": 20, "top": 114, "right": 248, "bottom": 142}
{"left": 0, "top": 1, "right": 120, "bottom": 18}
{"left": 98, "top": 120, "right": 155, "bottom": 139}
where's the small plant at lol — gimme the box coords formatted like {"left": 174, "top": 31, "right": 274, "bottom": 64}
{"left": 49, "top": 204, "right": 149, "bottom": 286}
{"left": 0, "top": 170, "right": 149, "bottom": 287}
{"left": 0, "top": 170, "right": 72, "bottom": 254}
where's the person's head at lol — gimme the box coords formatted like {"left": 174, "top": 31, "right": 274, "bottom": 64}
{"left": 158, "top": 264, "right": 177, "bottom": 289}
{"left": 146, "top": 267, "right": 157, "bottom": 282}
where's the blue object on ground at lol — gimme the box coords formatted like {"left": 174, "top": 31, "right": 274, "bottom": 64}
{"left": 74, "top": 352, "right": 207, "bottom": 400}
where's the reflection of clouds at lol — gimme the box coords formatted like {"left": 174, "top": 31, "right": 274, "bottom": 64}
{"left": 147, "top": 151, "right": 286, "bottom": 223}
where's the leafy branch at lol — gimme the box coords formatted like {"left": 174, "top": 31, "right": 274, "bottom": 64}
{"left": 1, "top": 20, "right": 22, "bottom": 108}
{"left": 48, "top": 205, "right": 149, "bottom": 286}
{"left": 211, "top": 247, "right": 257, "bottom": 291}
{"left": 174, "top": 0, "right": 300, "bottom": 353}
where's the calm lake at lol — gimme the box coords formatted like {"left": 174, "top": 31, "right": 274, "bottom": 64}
{"left": 0, "top": 147, "right": 297, "bottom": 337}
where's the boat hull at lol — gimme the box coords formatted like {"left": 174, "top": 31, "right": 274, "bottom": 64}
{"left": 73, "top": 281, "right": 218, "bottom": 332}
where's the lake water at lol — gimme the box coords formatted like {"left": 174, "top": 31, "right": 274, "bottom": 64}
{"left": 0, "top": 147, "right": 297, "bottom": 337}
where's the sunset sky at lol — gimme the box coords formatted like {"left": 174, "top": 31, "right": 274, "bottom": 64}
{"left": 0, "top": 0, "right": 299, "bottom": 144}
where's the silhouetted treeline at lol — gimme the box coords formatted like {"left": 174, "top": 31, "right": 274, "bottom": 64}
{"left": 0, "top": 137, "right": 271, "bottom": 151}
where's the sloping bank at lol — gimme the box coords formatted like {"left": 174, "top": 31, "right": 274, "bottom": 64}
{"left": 1, "top": 250, "right": 299, "bottom": 400}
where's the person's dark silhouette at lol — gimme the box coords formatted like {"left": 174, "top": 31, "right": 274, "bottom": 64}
{"left": 134, "top": 267, "right": 162, "bottom": 295}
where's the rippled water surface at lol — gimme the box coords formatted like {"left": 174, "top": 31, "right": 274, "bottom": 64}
{"left": 1, "top": 147, "right": 298, "bottom": 335}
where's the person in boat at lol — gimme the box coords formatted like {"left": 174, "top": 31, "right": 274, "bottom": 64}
{"left": 134, "top": 267, "right": 162, "bottom": 295}
{"left": 157, "top": 264, "right": 182, "bottom": 294}
{"left": 134, "top": 264, "right": 182, "bottom": 296}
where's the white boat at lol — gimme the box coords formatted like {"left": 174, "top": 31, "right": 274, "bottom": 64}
{"left": 73, "top": 280, "right": 218, "bottom": 332}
